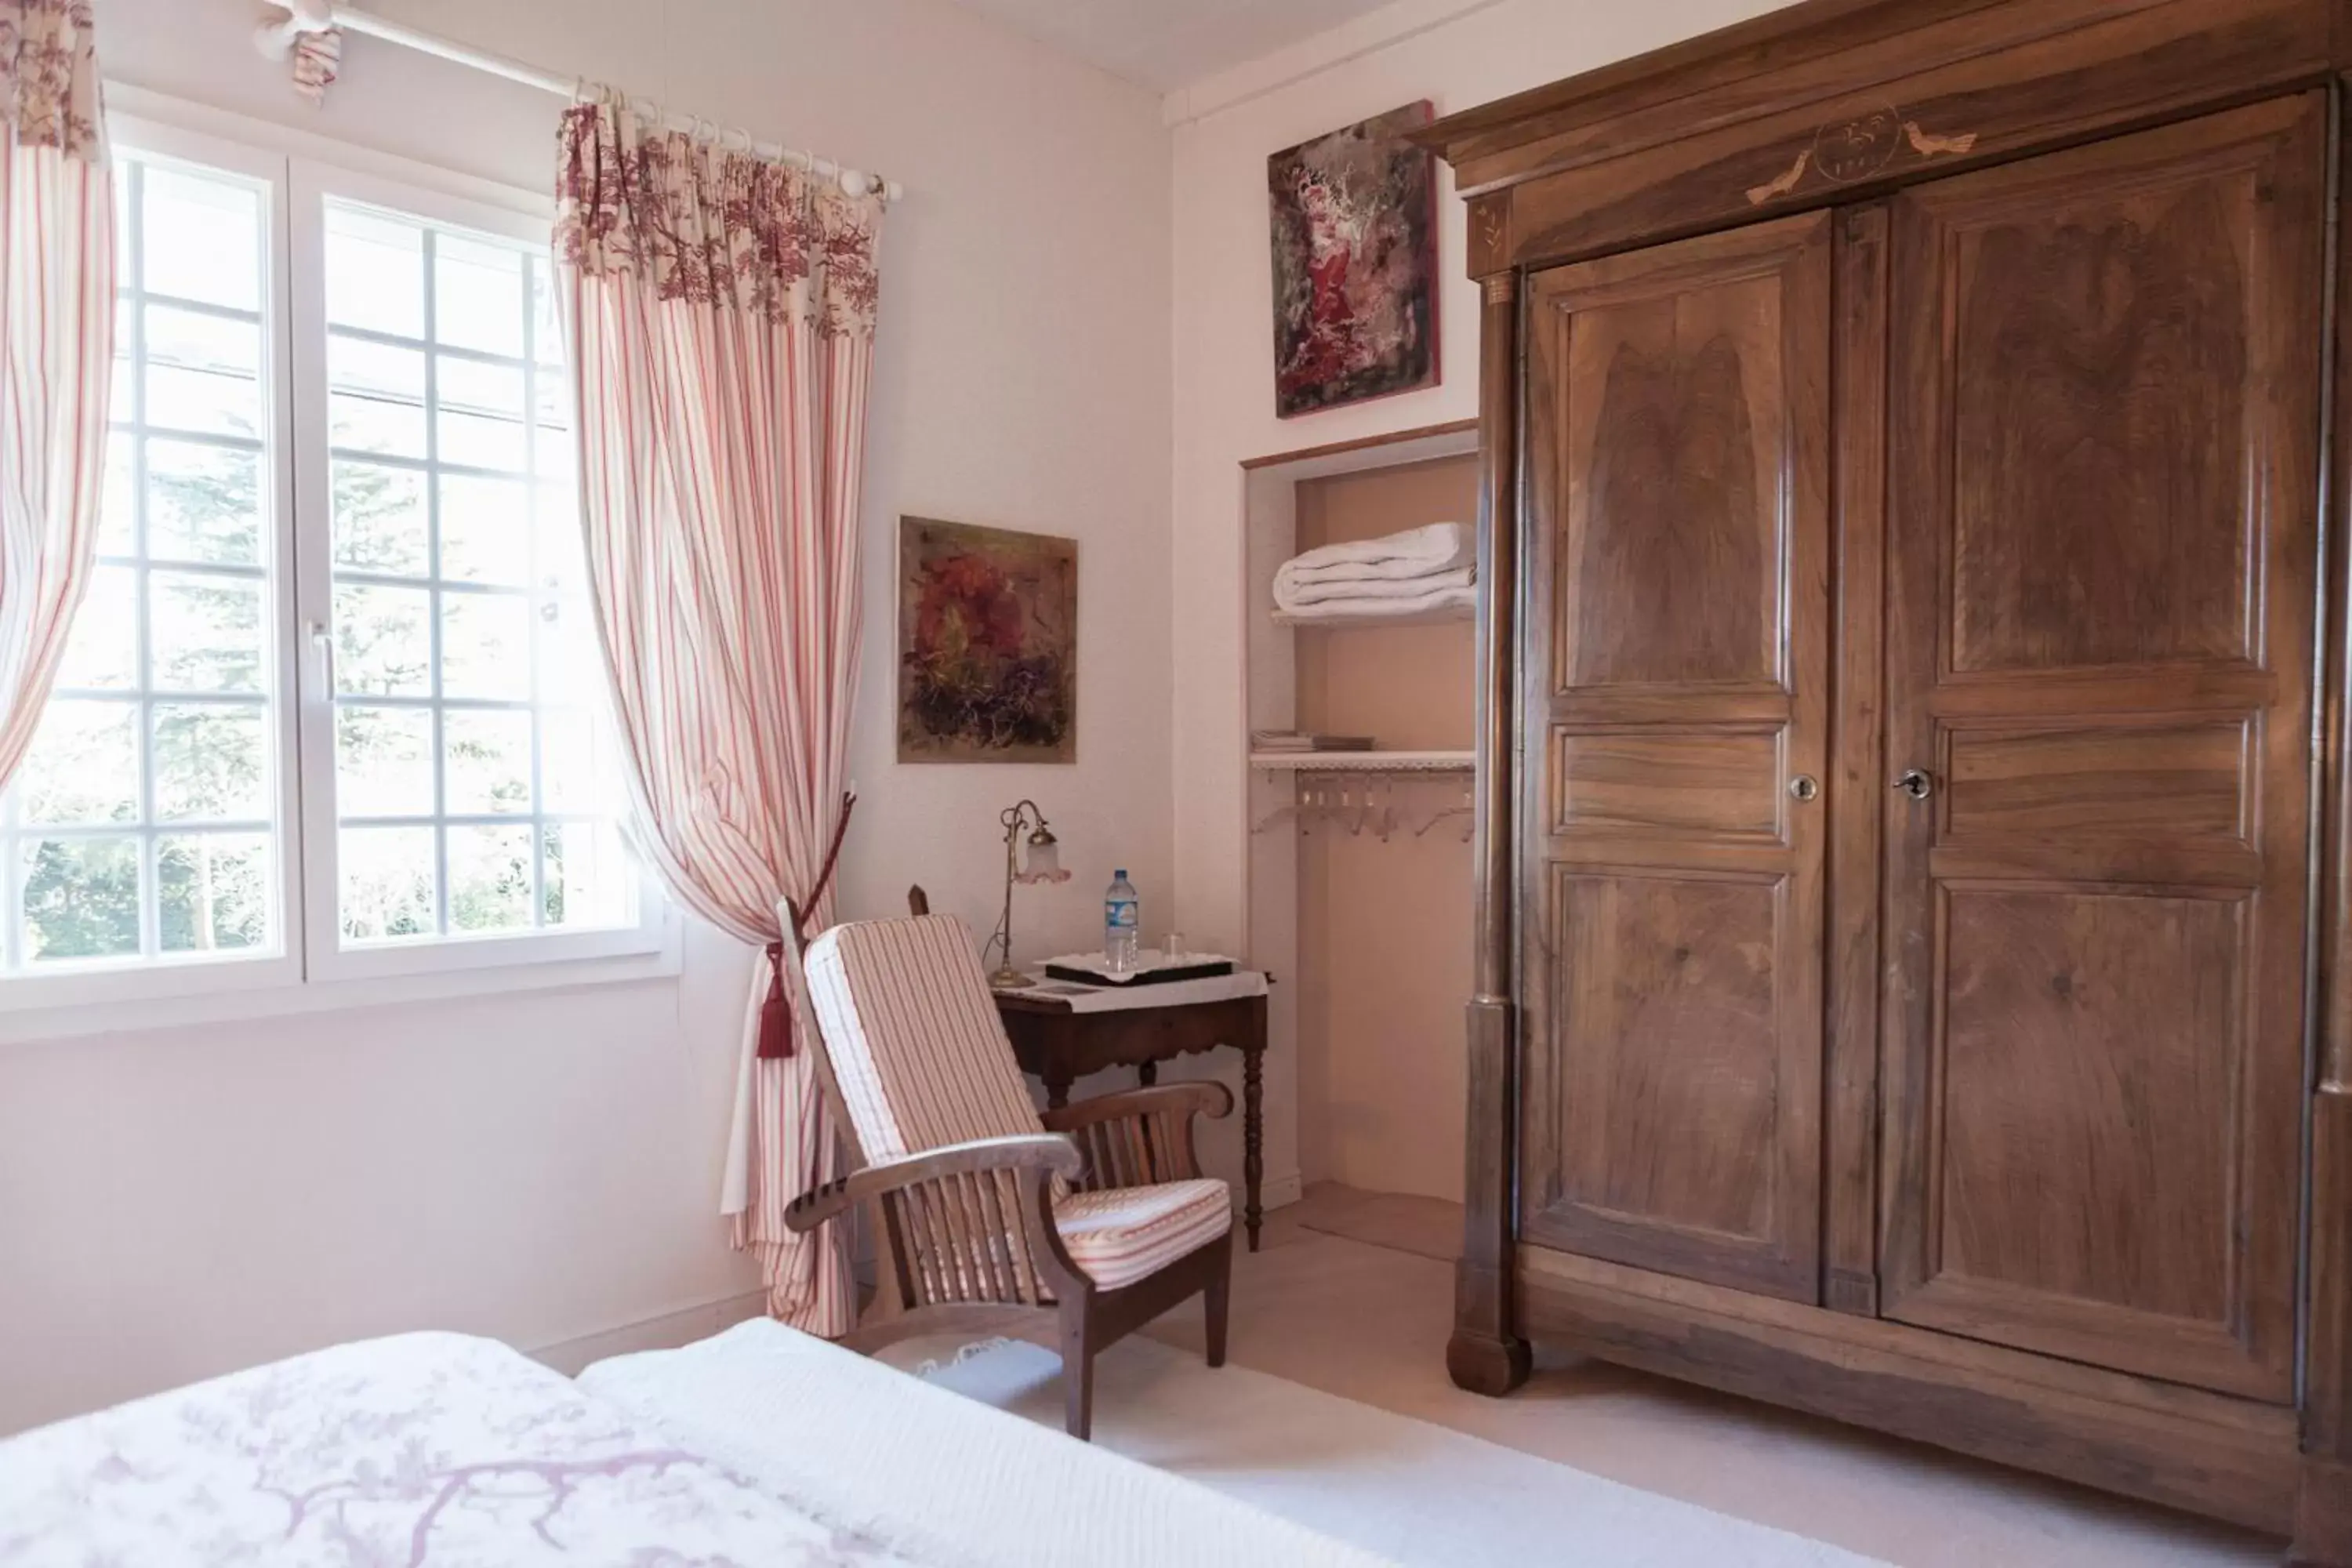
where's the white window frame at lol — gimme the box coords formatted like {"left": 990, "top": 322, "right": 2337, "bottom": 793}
{"left": 289, "top": 158, "right": 661, "bottom": 982}
{"left": 0, "top": 97, "right": 674, "bottom": 1034}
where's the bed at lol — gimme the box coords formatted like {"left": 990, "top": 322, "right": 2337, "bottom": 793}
{"left": 0, "top": 1321, "right": 1385, "bottom": 1566}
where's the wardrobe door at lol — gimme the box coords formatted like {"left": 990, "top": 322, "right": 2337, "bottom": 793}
{"left": 1519, "top": 209, "right": 1831, "bottom": 1302}
{"left": 1880, "top": 96, "right": 2325, "bottom": 1400}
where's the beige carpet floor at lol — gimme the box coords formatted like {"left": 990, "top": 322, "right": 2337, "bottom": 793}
{"left": 1123, "top": 1185, "right": 2279, "bottom": 1568}
{"left": 909, "top": 1332, "right": 1893, "bottom": 1566}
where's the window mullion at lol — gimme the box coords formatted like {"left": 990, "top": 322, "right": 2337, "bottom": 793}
{"left": 521, "top": 252, "right": 547, "bottom": 928}
{"left": 422, "top": 226, "right": 450, "bottom": 940}
{"left": 129, "top": 161, "right": 160, "bottom": 961}
{"left": 270, "top": 148, "right": 302, "bottom": 971}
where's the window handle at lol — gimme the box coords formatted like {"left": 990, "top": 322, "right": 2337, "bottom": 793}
{"left": 307, "top": 619, "right": 335, "bottom": 696}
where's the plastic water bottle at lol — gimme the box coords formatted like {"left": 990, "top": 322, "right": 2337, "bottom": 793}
{"left": 1104, "top": 869, "right": 1140, "bottom": 972}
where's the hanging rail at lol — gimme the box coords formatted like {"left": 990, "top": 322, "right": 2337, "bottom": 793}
{"left": 254, "top": 2, "right": 903, "bottom": 202}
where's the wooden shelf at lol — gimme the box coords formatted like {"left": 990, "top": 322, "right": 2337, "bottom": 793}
{"left": 1249, "top": 750, "right": 1475, "bottom": 772}
{"left": 1272, "top": 602, "right": 1475, "bottom": 630}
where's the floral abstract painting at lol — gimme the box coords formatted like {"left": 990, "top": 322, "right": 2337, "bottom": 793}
{"left": 1267, "top": 101, "right": 1439, "bottom": 418}
{"left": 897, "top": 517, "right": 1076, "bottom": 764}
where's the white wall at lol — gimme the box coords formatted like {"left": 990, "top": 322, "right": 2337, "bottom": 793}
{"left": 0, "top": 0, "right": 1171, "bottom": 1435}
{"left": 1167, "top": 0, "right": 1793, "bottom": 1203}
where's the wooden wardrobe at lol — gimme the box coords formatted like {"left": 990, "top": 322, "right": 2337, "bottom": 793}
{"left": 1416, "top": 2, "right": 2352, "bottom": 1559}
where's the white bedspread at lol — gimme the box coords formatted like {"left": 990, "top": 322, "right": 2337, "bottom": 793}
{"left": 582, "top": 1319, "right": 1394, "bottom": 1568}
{"left": 0, "top": 1330, "right": 925, "bottom": 1566}
{"left": 1, "top": 1323, "right": 1381, "bottom": 1568}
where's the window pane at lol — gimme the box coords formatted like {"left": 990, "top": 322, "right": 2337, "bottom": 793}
{"left": 158, "top": 832, "right": 270, "bottom": 953}
{"left": 150, "top": 572, "right": 264, "bottom": 694}
{"left": 538, "top": 477, "right": 583, "bottom": 573}
{"left": 437, "top": 357, "right": 528, "bottom": 471}
{"left": 448, "top": 822, "right": 532, "bottom": 932}
{"left": 444, "top": 708, "right": 532, "bottom": 815}
{"left": 152, "top": 702, "right": 269, "bottom": 822}
{"left": 537, "top": 709, "right": 607, "bottom": 815}
{"left": 144, "top": 307, "right": 261, "bottom": 440}
{"left": 114, "top": 166, "right": 133, "bottom": 292}
{"left": 16, "top": 701, "right": 139, "bottom": 824}
{"left": 328, "top": 335, "right": 426, "bottom": 458}
{"left": 143, "top": 167, "right": 260, "bottom": 310}
{"left": 147, "top": 438, "right": 263, "bottom": 566}
{"left": 314, "top": 199, "right": 639, "bottom": 955}
{"left": 434, "top": 234, "right": 525, "bottom": 358}
{"left": 333, "top": 583, "right": 433, "bottom": 697}
{"left": 325, "top": 204, "right": 423, "bottom": 339}
{"left": 332, "top": 460, "right": 429, "bottom": 576}
{"left": 339, "top": 825, "right": 437, "bottom": 942}
{"left": 439, "top": 473, "right": 530, "bottom": 586}
{"left": 530, "top": 257, "right": 564, "bottom": 366}
{"left": 5, "top": 146, "right": 284, "bottom": 982}
{"left": 336, "top": 706, "right": 435, "bottom": 818}
{"left": 99, "top": 434, "right": 136, "bottom": 557}
{"left": 108, "top": 365, "right": 135, "bottom": 430}
{"left": 19, "top": 837, "right": 143, "bottom": 962}
{"left": 534, "top": 421, "right": 574, "bottom": 480}
{"left": 543, "top": 820, "right": 629, "bottom": 929}
{"left": 440, "top": 592, "right": 531, "bottom": 700}
{"left": 49, "top": 564, "right": 138, "bottom": 691}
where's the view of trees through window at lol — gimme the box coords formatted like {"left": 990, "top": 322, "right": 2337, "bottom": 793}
{"left": 1, "top": 158, "right": 279, "bottom": 969}
{"left": 321, "top": 198, "right": 629, "bottom": 946}
{"left": 0, "top": 143, "right": 640, "bottom": 982}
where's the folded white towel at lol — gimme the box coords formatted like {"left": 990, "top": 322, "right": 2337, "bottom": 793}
{"left": 1276, "top": 582, "right": 1477, "bottom": 622}
{"left": 1281, "top": 521, "right": 1472, "bottom": 582}
{"left": 1276, "top": 564, "right": 1474, "bottom": 612}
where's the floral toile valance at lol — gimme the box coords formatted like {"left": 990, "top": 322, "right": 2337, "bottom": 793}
{"left": 554, "top": 91, "right": 880, "bottom": 340}
{"left": 0, "top": 0, "right": 101, "bottom": 159}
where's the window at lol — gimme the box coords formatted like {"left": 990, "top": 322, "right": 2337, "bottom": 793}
{"left": 1, "top": 151, "right": 287, "bottom": 976}
{"left": 305, "top": 195, "right": 630, "bottom": 966}
{"left": 0, "top": 120, "right": 660, "bottom": 1011}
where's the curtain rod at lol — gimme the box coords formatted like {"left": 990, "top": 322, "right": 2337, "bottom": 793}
{"left": 252, "top": 2, "right": 904, "bottom": 202}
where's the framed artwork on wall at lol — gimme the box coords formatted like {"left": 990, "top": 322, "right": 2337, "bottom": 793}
{"left": 1267, "top": 100, "right": 1439, "bottom": 418}
{"left": 896, "top": 516, "right": 1078, "bottom": 764}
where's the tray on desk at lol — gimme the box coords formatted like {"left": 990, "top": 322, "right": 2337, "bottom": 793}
{"left": 1042, "top": 956, "right": 1236, "bottom": 987}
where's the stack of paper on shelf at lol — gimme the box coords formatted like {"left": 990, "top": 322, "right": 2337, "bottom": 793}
{"left": 1250, "top": 731, "right": 1375, "bottom": 753}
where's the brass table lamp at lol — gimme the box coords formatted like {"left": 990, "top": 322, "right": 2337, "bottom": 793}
{"left": 986, "top": 799, "right": 1069, "bottom": 988}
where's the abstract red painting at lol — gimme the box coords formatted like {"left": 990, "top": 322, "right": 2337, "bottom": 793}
{"left": 896, "top": 516, "right": 1077, "bottom": 764}
{"left": 1267, "top": 101, "right": 1439, "bottom": 418}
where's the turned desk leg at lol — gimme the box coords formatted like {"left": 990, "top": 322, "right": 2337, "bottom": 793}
{"left": 1243, "top": 1044, "right": 1264, "bottom": 1252}
{"left": 1044, "top": 1071, "right": 1073, "bottom": 1111}
{"left": 1137, "top": 1061, "right": 1157, "bottom": 1087}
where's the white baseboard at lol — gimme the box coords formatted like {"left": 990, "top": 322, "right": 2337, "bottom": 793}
{"left": 528, "top": 1289, "right": 770, "bottom": 1377}
{"left": 1262, "top": 1170, "right": 1305, "bottom": 1210}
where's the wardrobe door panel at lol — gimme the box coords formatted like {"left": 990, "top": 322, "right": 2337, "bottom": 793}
{"left": 1880, "top": 95, "right": 2325, "bottom": 1401}
{"left": 1521, "top": 210, "right": 1831, "bottom": 1302}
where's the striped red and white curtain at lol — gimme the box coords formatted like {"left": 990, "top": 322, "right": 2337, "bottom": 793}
{"left": 554, "top": 89, "right": 881, "bottom": 1334}
{"left": 0, "top": 0, "right": 113, "bottom": 794}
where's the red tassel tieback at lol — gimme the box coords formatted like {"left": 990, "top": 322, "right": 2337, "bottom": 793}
{"left": 755, "top": 790, "right": 856, "bottom": 1059}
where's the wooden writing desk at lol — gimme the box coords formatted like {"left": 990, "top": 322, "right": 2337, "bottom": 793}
{"left": 993, "top": 987, "right": 1270, "bottom": 1251}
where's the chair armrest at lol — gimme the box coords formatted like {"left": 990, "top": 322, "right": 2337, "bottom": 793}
{"left": 786, "top": 1133, "right": 1081, "bottom": 1234}
{"left": 1040, "top": 1081, "right": 1233, "bottom": 1132}
{"left": 1040, "top": 1082, "right": 1233, "bottom": 1189}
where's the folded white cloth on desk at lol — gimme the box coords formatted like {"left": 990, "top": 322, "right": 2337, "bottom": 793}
{"left": 1279, "top": 521, "right": 1471, "bottom": 583}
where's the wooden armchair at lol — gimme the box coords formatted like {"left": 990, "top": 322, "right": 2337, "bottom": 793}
{"left": 779, "top": 908, "right": 1234, "bottom": 1440}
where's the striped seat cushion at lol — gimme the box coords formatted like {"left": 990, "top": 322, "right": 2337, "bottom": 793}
{"left": 1053, "top": 1178, "right": 1231, "bottom": 1290}
{"left": 802, "top": 915, "right": 1041, "bottom": 1161}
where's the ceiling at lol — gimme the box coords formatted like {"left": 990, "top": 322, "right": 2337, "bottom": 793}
{"left": 942, "top": 0, "right": 1410, "bottom": 92}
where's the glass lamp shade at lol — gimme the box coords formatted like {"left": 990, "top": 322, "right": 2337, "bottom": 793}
{"left": 1016, "top": 826, "right": 1067, "bottom": 884}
